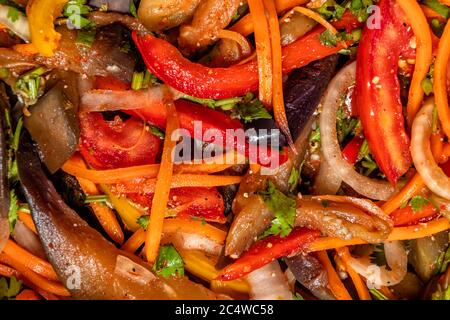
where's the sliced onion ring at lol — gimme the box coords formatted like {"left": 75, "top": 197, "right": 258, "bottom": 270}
{"left": 411, "top": 99, "right": 450, "bottom": 200}
{"left": 320, "top": 61, "right": 395, "bottom": 200}
{"left": 0, "top": 4, "right": 30, "bottom": 42}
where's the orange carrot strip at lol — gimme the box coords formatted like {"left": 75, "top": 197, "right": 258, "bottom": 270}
{"left": 264, "top": 0, "right": 295, "bottom": 148}
{"left": 336, "top": 247, "right": 371, "bottom": 300}
{"left": 379, "top": 286, "right": 397, "bottom": 300}
{"left": 0, "top": 253, "right": 70, "bottom": 297}
{"left": 316, "top": 251, "right": 352, "bottom": 300}
{"left": 62, "top": 156, "right": 235, "bottom": 184}
{"left": 308, "top": 218, "right": 450, "bottom": 252}
{"left": 421, "top": 5, "right": 446, "bottom": 22}
{"left": 16, "top": 289, "right": 41, "bottom": 300}
{"left": 381, "top": 173, "right": 425, "bottom": 215}
{"left": 434, "top": 17, "right": 450, "bottom": 139}
{"left": 69, "top": 155, "right": 125, "bottom": 244}
{"left": 2, "top": 240, "right": 59, "bottom": 282}
{"left": 231, "top": 0, "right": 310, "bottom": 36}
{"left": 248, "top": 0, "right": 273, "bottom": 107}
{"left": 398, "top": 0, "right": 433, "bottom": 126}
{"left": 283, "top": 6, "right": 338, "bottom": 35}
{"left": 0, "top": 263, "right": 19, "bottom": 278}
{"left": 121, "top": 228, "right": 146, "bottom": 253}
{"left": 111, "top": 174, "right": 242, "bottom": 194}
{"left": 18, "top": 210, "right": 37, "bottom": 234}
{"left": 145, "top": 101, "right": 179, "bottom": 263}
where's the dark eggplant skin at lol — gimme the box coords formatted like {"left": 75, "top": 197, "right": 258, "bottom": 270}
{"left": 17, "top": 132, "right": 216, "bottom": 300}
{"left": 0, "top": 85, "right": 9, "bottom": 251}
{"left": 284, "top": 55, "right": 339, "bottom": 140}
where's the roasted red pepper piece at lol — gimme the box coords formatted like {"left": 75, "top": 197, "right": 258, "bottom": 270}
{"left": 355, "top": 0, "right": 412, "bottom": 185}
{"left": 331, "top": 11, "right": 363, "bottom": 32}
{"left": 391, "top": 203, "right": 438, "bottom": 227}
{"left": 79, "top": 112, "right": 162, "bottom": 169}
{"left": 342, "top": 136, "right": 364, "bottom": 165}
{"left": 132, "top": 27, "right": 349, "bottom": 100}
{"left": 217, "top": 227, "right": 320, "bottom": 281}
{"left": 126, "top": 187, "right": 226, "bottom": 223}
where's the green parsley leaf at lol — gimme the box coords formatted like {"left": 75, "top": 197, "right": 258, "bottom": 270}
{"left": 288, "top": 167, "right": 300, "bottom": 194}
{"left": 0, "top": 276, "right": 22, "bottom": 300}
{"left": 349, "top": 0, "right": 373, "bottom": 23}
{"left": 234, "top": 99, "right": 272, "bottom": 123}
{"left": 315, "top": 0, "right": 346, "bottom": 20}
{"left": 319, "top": 29, "right": 338, "bottom": 47}
{"left": 259, "top": 181, "right": 296, "bottom": 238}
{"left": 63, "top": 0, "right": 95, "bottom": 30}
{"left": 423, "top": 0, "right": 450, "bottom": 19}
{"left": 292, "top": 292, "right": 304, "bottom": 300}
{"left": 8, "top": 189, "right": 18, "bottom": 233}
{"left": 336, "top": 105, "right": 359, "bottom": 144}
{"left": 7, "top": 6, "right": 19, "bottom": 23}
{"left": 137, "top": 215, "right": 149, "bottom": 230}
{"left": 76, "top": 29, "right": 96, "bottom": 47}
{"left": 129, "top": 0, "right": 138, "bottom": 18}
{"left": 421, "top": 78, "right": 433, "bottom": 96}
{"left": 409, "top": 195, "right": 430, "bottom": 213}
{"left": 153, "top": 244, "right": 184, "bottom": 278}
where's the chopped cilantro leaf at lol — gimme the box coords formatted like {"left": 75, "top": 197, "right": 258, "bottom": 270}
{"left": 0, "top": 276, "right": 22, "bottom": 300}
{"left": 370, "top": 243, "right": 391, "bottom": 270}
{"left": 7, "top": 6, "right": 19, "bottom": 23}
{"left": 137, "top": 215, "right": 149, "bottom": 230}
{"left": 319, "top": 29, "right": 338, "bottom": 47}
{"left": 409, "top": 195, "right": 430, "bottom": 213}
{"left": 150, "top": 126, "right": 165, "bottom": 139}
{"left": 153, "top": 245, "right": 184, "bottom": 278}
{"left": 129, "top": 0, "right": 138, "bottom": 18}
{"left": 259, "top": 181, "right": 296, "bottom": 238}
{"left": 233, "top": 99, "right": 272, "bottom": 123}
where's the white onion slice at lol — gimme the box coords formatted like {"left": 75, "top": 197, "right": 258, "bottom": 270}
{"left": 0, "top": 5, "right": 30, "bottom": 42}
{"left": 171, "top": 232, "right": 223, "bottom": 256}
{"left": 411, "top": 99, "right": 450, "bottom": 200}
{"left": 319, "top": 61, "right": 395, "bottom": 200}
{"left": 313, "top": 153, "right": 342, "bottom": 195}
{"left": 114, "top": 255, "right": 156, "bottom": 285}
{"left": 246, "top": 261, "right": 293, "bottom": 300}
{"left": 348, "top": 241, "right": 407, "bottom": 289}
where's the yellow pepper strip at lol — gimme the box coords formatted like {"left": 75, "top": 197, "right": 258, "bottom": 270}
{"left": 178, "top": 249, "right": 249, "bottom": 294}
{"left": 26, "top": 0, "right": 68, "bottom": 57}
{"left": 100, "top": 184, "right": 143, "bottom": 231}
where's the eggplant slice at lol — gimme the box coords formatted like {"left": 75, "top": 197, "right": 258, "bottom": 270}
{"left": 17, "top": 132, "right": 216, "bottom": 300}
{"left": 0, "top": 85, "right": 9, "bottom": 251}
{"left": 284, "top": 55, "right": 339, "bottom": 140}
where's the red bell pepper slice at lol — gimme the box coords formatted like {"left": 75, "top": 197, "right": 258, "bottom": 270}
{"left": 391, "top": 203, "right": 438, "bottom": 227}
{"left": 132, "top": 27, "right": 348, "bottom": 100}
{"left": 331, "top": 11, "right": 363, "bottom": 32}
{"left": 355, "top": 0, "right": 413, "bottom": 185}
{"left": 79, "top": 112, "right": 162, "bottom": 169}
{"left": 217, "top": 227, "right": 320, "bottom": 281}
{"left": 126, "top": 187, "right": 226, "bottom": 223}
{"left": 342, "top": 136, "right": 364, "bottom": 165}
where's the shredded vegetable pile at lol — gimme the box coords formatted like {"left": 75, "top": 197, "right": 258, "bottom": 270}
{"left": 0, "top": 0, "right": 450, "bottom": 301}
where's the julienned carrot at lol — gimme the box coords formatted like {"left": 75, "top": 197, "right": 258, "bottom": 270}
{"left": 420, "top": 5, "right": 446, "bottom": 22}
{"left": 283, "top": 6, "right": 338, "bottom": 35}
{"left": 336, "top": 247, "right": 371, "bottom": 300}
{"left": 62, "top": 156, "right": 236, "bottom": 184}
{"left": 121, "top": 228, "right": 146, "bottom": 253}
{"left": 145, "top": 101, "right": 179, "bottom": 263}
{"left": 397, "top": 0, "right": 432, "bottom": 126}
{"left": 2, "top": 240, "right": 59, "bottom": 282}
{"left": 316, "top": 251, "right": 352, "bottom": 300}
{"left": 264, "top": 0, "right": 294, "bottom": 149}
{"left": 16, "top": 289, "right": 41, "bottom": 300}
{"left": 0, "top": 263, "right": 19, "bottom": 278}
{"left": 69, "top": 155, "right": 125, "bottom": 244}
{"left": 379, "top": 286, "right": 397, "bottom": 300}
{"left": 0, "top": 253, "right": 70, "bottom": 297}
{"left": 248, "top": 0, "right": 273, "bottom": 108}
{"left": 112, "top": 174, "right": 242, "bottom": 194}
{"left": 12, "top": 43, "right": 39, "bottom": 56}
{"left": 217, "top": 29, "right": 251, "bottom": 55}
{"left": 307, "top": 218, "right": 450, "bottom": 252}
{"left": 434, "top": 18, "right": 450, "bottom": 139}
{"left": 231, "top": 0, "right": 309, "bottom": 36}
{"left": 122, "top": 218, "right": 227, "bottom": 253}
{"left": 381, "top": 173, "right": 425, "bottom": 215}
{"left": 18, "top": 210, "right": 37, "bottom": 234}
